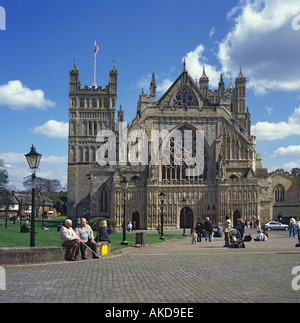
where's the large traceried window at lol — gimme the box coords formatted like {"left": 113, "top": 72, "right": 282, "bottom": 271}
{"left": 173, "top": 87, "right": 198, "bottom": 108}
{"left": 161, "top": 126, "right": 208, "bottom": 182}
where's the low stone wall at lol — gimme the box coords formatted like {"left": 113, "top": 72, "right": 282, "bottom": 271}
{"left": 0, "top": 242, "right": 110, "bottom": 265}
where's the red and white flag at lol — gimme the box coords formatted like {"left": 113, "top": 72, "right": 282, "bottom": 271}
{"left": 94, "top": 41, "right": 99, "bottom": 55}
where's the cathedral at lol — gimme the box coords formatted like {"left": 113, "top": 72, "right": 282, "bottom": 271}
{"left": 67, "top": 58, "right": 275, "bottom": 229}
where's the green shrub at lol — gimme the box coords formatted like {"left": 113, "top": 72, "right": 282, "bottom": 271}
{"left": 88, "top": 217, "right": 117, "bottom": 231}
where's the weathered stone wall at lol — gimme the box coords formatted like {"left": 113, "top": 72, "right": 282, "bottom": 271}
{"left": 0, "top": 242, "right": 110, "bottom": 265}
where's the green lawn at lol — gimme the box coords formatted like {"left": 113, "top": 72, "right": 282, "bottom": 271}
{"left": 0, "top": 216, "right": 185, "bottom": 252}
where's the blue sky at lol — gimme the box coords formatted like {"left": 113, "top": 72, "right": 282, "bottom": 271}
{"left": 1, "top": 0, "right": 300, "bottom": 190}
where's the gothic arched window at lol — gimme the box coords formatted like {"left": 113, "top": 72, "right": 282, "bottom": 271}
{"left": 100, "top": 187, "right": 108, "bottom": 213}
{"left": 161, "top": 126, "right": 208, "bottom": 182}
{"left": 275, "top": 184, "right": 285, "bottom": 202}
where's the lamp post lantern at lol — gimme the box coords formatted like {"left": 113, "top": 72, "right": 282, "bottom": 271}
{"left": 120, "top": 176, "right": 129, "bottom": 246}
{"left": 25, "top": 143, "right": 42, "bottom": 247}
{"left": 182, "top": 197, "right": 186, "bottom": 236}
{"left": 159, "top": 191, "right": 165, "bottom": 240}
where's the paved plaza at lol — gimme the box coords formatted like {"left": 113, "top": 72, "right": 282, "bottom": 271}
{"left": 0, "top": 230, "right": 300, "bottom": 304}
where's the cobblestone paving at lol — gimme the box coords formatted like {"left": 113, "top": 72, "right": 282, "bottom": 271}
{"left": 1, "top": 230, "right": 300, "bottom": 303}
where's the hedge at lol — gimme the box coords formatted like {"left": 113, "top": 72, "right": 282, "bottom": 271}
{"left": 88, "top": 217, "right": 117, "bottom": 232}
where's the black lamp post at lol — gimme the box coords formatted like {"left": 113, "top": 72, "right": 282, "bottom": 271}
{"left": 25, "top": 143, "right": 42, "bottom": 247}
{"left": 120, "top": 176, "right": 129, "bottom": 246}
{"left": 159, "top": 191, "right": 165, "bottom": 240}
{"left": 182, "top": 197, "right": 186, "bottom": 236}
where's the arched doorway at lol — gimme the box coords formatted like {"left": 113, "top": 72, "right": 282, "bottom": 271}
{"left": 180, "top": 207, "right": 193, "bottom": 229}
{"left": 233, "top": 210, "right": 241, "bottom": 227}
{"left": 132, "top": 211, "right": 140, "bottom": 230}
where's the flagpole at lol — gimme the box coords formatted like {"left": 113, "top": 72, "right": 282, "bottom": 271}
{"left": 94, "top": 51, "right": 96, "bottom": 86}
{"left": 93, "top": 41, "right": 99, "bottom": 87}
{"left": 94, "top": 40, "right": 98, "bottom": 87}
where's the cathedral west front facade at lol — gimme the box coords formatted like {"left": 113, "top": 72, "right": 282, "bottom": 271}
{"left": 67, "top": 58, "right": 275, "bottom": 229}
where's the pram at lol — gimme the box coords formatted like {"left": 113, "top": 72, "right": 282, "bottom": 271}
{"left": 229, "top": 228, "right": 245, "bottom": 248}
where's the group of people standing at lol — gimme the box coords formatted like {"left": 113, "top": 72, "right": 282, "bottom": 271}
{"left": 194, "top": 216, "right": 247, "bottom": 247}
{"left": 195, "top": 217, "right": 215, "bottom": 243}
{"left": 127, "top": 221, "right": 136, "bottom": 232}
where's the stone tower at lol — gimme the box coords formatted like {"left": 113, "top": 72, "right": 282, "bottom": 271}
{"left": 67, "top": 59, "right": 118, "bottom": 219}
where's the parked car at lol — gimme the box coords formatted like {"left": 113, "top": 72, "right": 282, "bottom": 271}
{"left": 262, "top": 221, "right": 289, "bottom": 231}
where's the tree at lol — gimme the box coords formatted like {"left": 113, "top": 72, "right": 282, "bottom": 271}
{"left": 0, "top": 159, "right": 11, "bottom": 208}
{"left": 22, "top": 177, "right": 62, "bottom": 216}
{"left": 22, "top": 177, "right": 62, "bottom": 195}
{"left": 53, "top": 191, "right": 68, "bottom": 216}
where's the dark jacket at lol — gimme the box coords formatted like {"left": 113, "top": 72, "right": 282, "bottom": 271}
{"left": 234, "top": 223, "right": 245, "bottom": 237}
{"left": 203, "top": 220, "right": 213, "bottom": 233}
{"left": 97, "top": 227, "right": 111, "bottom": 243}
{"left": 20, "top": 224, "right": 30, "bottom": 233}
{"left": 195, "top": 221, "right": 204, "bottom": 234}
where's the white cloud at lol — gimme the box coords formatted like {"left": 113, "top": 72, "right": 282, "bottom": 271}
{"left": 0, "top": 80, "right": 55, "bottom": 110}
{"left": 0, "top": 152, "right": 68, "bottom": 190}
{"left": 272, "top": 145, "right": 300, "bottom": 159}
{"left": 271, "top": 145, "right": 300, "bottom": 170}
{"left": 137, "top": 73, "right": 152, "bottom": 91}
{"left": 0, "top": 152, "right": 25, "bottom": 164}
{"left": 251, "top": 121, "right": 291, "bottom": 140}
{"left": 0, "top": 152, "right": 67, "bottom": 165}
{"left": 157, "top": 79, "right": 173, "bottom": 93}
{"left": 252, "top": 106, "right": 300, "bottom": 140}
{"left": 218, "top": 0, "right": 300, "bottom": 94}
{"left": 184, "top": 44, "right": 222, "bottom": 88}
{"left": 138, "top": 44, "right": 225, "bottom": 96}
{"left": 282, "top": 161, "right": 300, "bottom": 170}
{"left": 265, "top": 106, "right": 274, "bottom": 115}
{"left": 30, "top": 120, "right": 69, "bottom": 139}
{"left": 209, "top": 26, "right": 216, "bottom": 38}
{"left": 42, "top": 156, "right": 68, "bottom": 164}
{"left": 137, "top": 73, "right": 176, "bottom": 95}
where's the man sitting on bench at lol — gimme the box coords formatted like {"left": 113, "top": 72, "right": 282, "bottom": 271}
{"left": 75, "top": 218, "right": 99, "bottom": 260}
{"left": 59, "top": 219, "right": 81, "bottom": 261}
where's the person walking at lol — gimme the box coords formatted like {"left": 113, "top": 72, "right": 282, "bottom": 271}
{"left": 289, "top": 217, "right": 296, "bottom": 238}
{"left": 234, "top": 218, "right": 245, "bottom": 240}
{"left": 223, "top": 216, "right": 232, "bottom": 247}
{"left": 203, "top": 217, "right": 213, "bottom": 242}
{"left": 296, "top": 219, "right": 300, "bottom": 246}
{"left": 195, "top": 218, "right": 204, "bottom": 242}
{"left": 127, "top": 221, "right": 132, "bottom": 232}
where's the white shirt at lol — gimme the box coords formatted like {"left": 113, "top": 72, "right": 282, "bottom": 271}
{"left": 59, "top": 226, "right": 78, "bottom": 244}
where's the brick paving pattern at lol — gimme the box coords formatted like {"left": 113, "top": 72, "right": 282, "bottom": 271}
{"left": 0, "top": 230, "right": 300, "bottom": 303}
